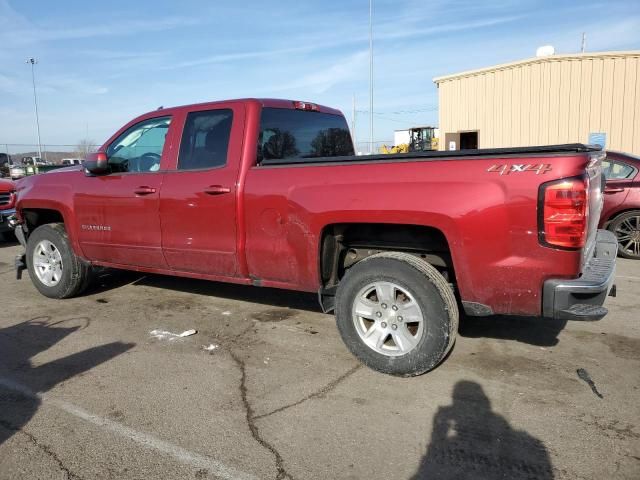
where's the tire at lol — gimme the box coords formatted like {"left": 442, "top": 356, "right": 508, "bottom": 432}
{"left": 26, "top": 223, "right": 92, "bottom": 298}
{"left": 335, "top": 252, "right": 458, "bottom": 377}
{"left": 607, "top": 210, "right": 640, "bottom": 259}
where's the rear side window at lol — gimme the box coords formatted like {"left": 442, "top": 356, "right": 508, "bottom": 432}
{"left": 178, "top": 109, "right": 233, "bottom": 170}
{"left": 257, "top": 108, "right": 354, "bottom": 164}
{"left": 602, "top": 160, "right": 636, "bottom": 180}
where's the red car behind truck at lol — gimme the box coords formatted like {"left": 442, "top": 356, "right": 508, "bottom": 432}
{"left": 599, "top": 151, "right": 640, "bottom": 259}
{"left": 12, "top": 98, "right": 617, "bottom": 376}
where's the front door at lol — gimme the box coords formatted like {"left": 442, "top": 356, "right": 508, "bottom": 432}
{"left": 159, "top": 104, "right": 244, "bottom": 276}
{"left": 74, "top": 115, "right": 174, "bottom": 268}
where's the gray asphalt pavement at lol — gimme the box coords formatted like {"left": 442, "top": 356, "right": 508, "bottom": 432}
{"left": 0, "top": 239, "right": 638, "bottom": 479}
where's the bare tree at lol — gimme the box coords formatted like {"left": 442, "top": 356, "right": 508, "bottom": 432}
{"left": 75, "top": 139, "right": 97, "bottom": 158}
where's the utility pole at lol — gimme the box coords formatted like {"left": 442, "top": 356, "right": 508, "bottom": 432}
{"left": 581, "top": 32, "right": 586, "bottom": 53}
{"left": 26, "top": 57, "right": 43, "bottom": 161}
{"left": 369, "top": 0, "right": 374, "bottom": 155}
{"left": 351, "top": 93, "right": 357, "bottom": 153}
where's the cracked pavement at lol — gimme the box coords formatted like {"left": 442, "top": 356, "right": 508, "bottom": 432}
{"left": 0, "top": 240, "right": 639, "bottom": 479}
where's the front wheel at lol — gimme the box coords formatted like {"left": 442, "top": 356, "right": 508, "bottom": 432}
{"left": 26, "top": 223, "right": 92, "bottom": 298}
{"left": 335, "top": 252, "right": 458, "bottom": 377}
{"left": 608, "top": 210, "right": 640, "bottom": 259}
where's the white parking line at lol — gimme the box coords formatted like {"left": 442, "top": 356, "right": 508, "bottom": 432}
{"left": 0, "top": 378, "right": 257, "bottom": 480}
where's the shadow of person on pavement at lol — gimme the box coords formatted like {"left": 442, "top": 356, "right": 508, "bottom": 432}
{"left": 0, "top": 316, "right": 134, "bottom": 446}
{"left": 410, "top": 381, "right": 554, "bottom": 480}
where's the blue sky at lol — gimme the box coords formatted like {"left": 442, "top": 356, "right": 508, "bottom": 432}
{"left": 1, "top": 0, "right": 639, "bottom": 151}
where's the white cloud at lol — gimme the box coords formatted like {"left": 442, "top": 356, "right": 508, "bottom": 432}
{"left": 37, "top": 17, "right": 199, "bottom": 42}
{"left": 156, "top": 14, "right": 523, "bottom": 72}
{"left": 0, "top": 0, "right": 198, "bottom": 47}
{"left": 269, "top": 51, "right": 370, "bottom": 94}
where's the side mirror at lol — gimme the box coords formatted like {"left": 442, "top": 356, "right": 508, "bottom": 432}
{"left": 84, "top": 152, "right": 109, "bottom": 175}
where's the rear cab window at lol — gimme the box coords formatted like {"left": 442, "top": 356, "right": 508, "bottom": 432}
{"left": 257, "top": 108, "right": 354, "bottom": 164}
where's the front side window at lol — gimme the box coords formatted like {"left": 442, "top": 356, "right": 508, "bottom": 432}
{"left": 106, "top": 116, "right": 171, "bottom": 173}
{"left": 602, "top": 160, "right": 635, "bottom": 180}
{"left": 178, "top": 109, "right": 233, "bottom": 170}
{"left": 257, "top": 108, "right": 354, "bottom": 164}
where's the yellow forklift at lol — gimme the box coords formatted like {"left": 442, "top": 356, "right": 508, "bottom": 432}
{"left": 380, "top": 126, "right": 438, "bottom": 154}
{"left": 408, "top": 126, "right": 438, "bottom": 152}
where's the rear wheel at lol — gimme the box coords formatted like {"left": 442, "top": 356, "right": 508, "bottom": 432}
{"left": 608, "top": 210, "right": 640, "bottom": 259}
{"left": 335, "top": 252, "right": 458, "bottom": 377}
{"left": 26, "top": 223, "right": 92, "bottom": 298}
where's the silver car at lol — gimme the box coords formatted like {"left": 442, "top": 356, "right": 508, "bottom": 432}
{"left": 9, "top": 164, "right": 26, "bottom": 179}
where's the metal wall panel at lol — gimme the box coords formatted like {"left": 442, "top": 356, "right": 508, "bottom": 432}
{"left": 436, "top": 52, "right": 640, "bottom": 154}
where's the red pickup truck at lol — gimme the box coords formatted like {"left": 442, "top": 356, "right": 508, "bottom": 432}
{"left": 13, "top": 98, "right": 617, "bottom": 376}
{"left": 0, "top": 178, "right": 17, "bottom": 240}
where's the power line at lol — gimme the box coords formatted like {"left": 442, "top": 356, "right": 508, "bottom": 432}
{"left": 363, "top": 115, "right": 414, "bottom": 124}
{"left": 356, "top": 106, "right": 438, "bottom": 115}
{"left": 354, "top": 108, "right": 438, "bottom": 125}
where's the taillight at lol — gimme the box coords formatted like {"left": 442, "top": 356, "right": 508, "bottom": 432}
{"left": 293, "top": 101, "right": 319, "bottom": 111}
{"left": 539, "top": 176, "right": 589, "bottom": 249}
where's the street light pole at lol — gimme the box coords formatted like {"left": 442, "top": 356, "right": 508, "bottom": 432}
{"left": 369, "top": 0, "right": 374, "bottom": 155}
{"left": 351, "top": 93, "right": 357, "bottom": 152}
{"left": 26, "top": 57, "right": 43, "bottom": 161}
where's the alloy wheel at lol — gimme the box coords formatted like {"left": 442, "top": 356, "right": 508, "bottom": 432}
{"left": 351, "top": 281, "right": 425, "bottom": 356}
{"left": 32, "top": 239, "right": 63, "bottom": 287}
{"left": 615, "top": 215, "right": 640, "bottom": 257}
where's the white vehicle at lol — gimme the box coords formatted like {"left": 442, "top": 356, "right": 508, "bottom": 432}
{"left": 21, "top": 156, "right": 47, "bottom": 167}
{"left": 9, "top": 164, "right": 26, "bottom": 179}
{"left": 61, "top": 158, "right": 83, "bottom": 166}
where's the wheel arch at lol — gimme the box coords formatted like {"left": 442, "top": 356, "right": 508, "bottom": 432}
{"left": 317, "top": 222, "right": 458, "bottom": 311}
{"left": 603, "top": 207, "right": 640, "bottom": 228}
{"left": 19, "top": 202, "right": 83, "bottom": 257}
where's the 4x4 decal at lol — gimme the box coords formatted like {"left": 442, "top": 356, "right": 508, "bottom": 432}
{"left": 487, "top": 164, "right": 552, "bottom": 175}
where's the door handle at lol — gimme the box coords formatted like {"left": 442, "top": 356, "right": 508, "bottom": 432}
{"left": 204, "top": 185, "right": 231, "bottom": 195}
{"left": 604, "top": 188, "right": 624, "bottom": 194}
{"left": 134, "top": 186, "right": 157, "bottom": 195}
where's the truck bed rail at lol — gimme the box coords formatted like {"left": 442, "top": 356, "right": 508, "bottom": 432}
{"left": 259, "top": 143, "right": 602, "bottom": 167}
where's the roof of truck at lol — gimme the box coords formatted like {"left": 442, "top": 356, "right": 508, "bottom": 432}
{"left": 148, "top": 98, "right": 343, "bottom": 117}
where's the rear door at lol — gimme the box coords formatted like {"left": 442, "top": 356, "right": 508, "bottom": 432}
{"left": 601, "top": 158, "right": 636, "bottom": 222}
{"left": 74, "top": 115, "right": 174, "bottom": 268}
{"left": 159, "top": 103, "right": 244, "bottom": 276}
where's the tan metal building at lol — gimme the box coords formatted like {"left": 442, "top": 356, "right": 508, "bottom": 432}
{"left": 433, "top": 51, "right": 640, "bottom": 155}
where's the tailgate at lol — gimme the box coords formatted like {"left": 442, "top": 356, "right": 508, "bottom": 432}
{"left": 583, "top": 151, "right": 606, "bottom": 266}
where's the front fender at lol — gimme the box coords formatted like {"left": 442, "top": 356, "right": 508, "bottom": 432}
{"left": 16, "top": 183, "right": 85, "bottom": 258}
